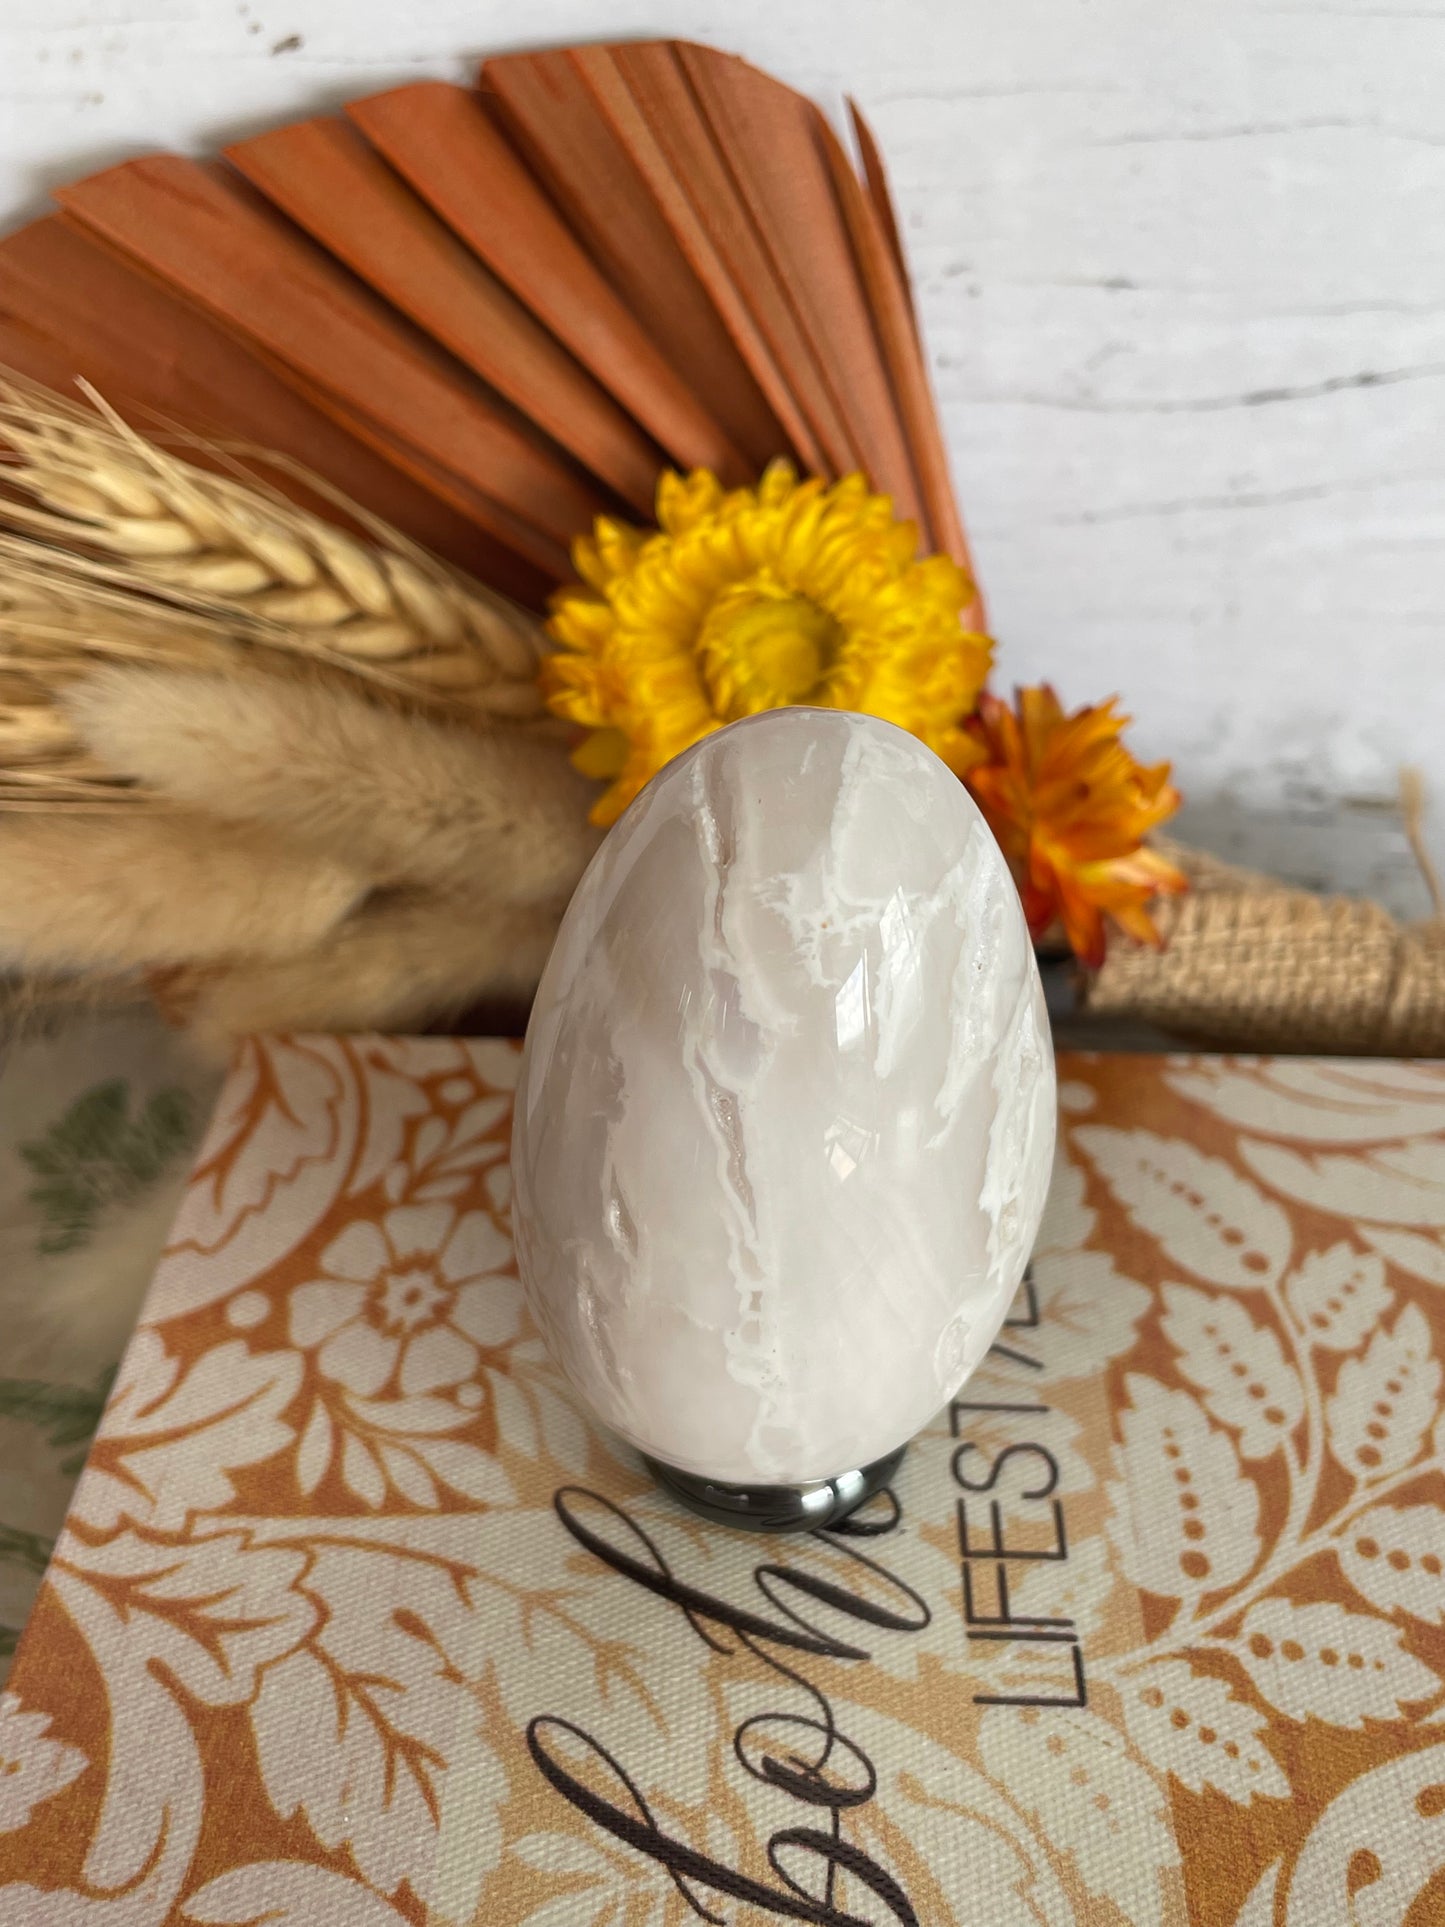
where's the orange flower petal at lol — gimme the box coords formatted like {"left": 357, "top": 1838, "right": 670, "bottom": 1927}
{"left": 965, "top": 684, "right": 1185, "bottom": 966}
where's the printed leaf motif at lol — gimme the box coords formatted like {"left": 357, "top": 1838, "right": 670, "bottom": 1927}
{"left": 979, "top": 1706, "right": 1178, "bottom": 1924}
{"left": 511, "top": 1833, "right": 613, "bottom": 1874}
{"left": 349, "top": 1053, "right": 434, "bottom": 1199}
{"left": 1285, "top": 1741, "right": 1445, "bottom": 1927}
{"left": 1240, "top": 1134, "right": 1445, "bottom": 1231}
{"left": 251, "top": 1541, "right": 506, "bottom": 1914}
{"left": 535, "top": 1383, "right": 590, "bottom": 1475}
{"left": 75, "top": 1335, "right": 301, "bottom": 1533}
{"left": 341, "top": 1432, "right": 387, "bottom": 1507}
{"left": 1359, "top": 1225, "right": 1445, "bottom": 1290}
{"left": 983, "top": 1538, "right": 1116, "bottom": 1701}
{"left": 1118, "top": 1659, "right": 1288, "bottom": 1802}
{"left": 485, "top": 1337, "right": 593, "bottom": 1476}
{"left": 1160, "top": 1285, "right": 1303, "bottom": 1459}
{"left": 1325, "top": 1303, "right": 1439, "bottom": 1484}
{"left": 1030, "top": 1147, "right": 1152, "bottom": 1378}
{"left": 372, "top": 1070, "right": 510, "bottom": 1206}
{"left": 184, "top": 1861, "right": 412, "bottom": 1924}
{"left": 102, "top": 1325, "right": 179, "bottom": 1418}
{"left": 0, "top": 1370, "right": 112, "bottom": 1477}
{"left": 1009, "top": 1534, "right": 1114, "bottom": 1641}
{"left": 1031, "top": 1251, "right": 1151, "bottom": 1382}
{"left": 1236, "top": 1863, "right": 1281, "bottom": 1927}
{"left": 517, "top": 1885, "right": 665, "bottom": 1927}
{"left": 61, "top": 1632, "right": 203, "bottom": 1900}
{"left": 1076, "top": 1127, "right": 1290, "bottom": 1290}
{"left": 1338, "top": 1504, "right": 1445, "bottom": 1625}
{"left": 1107, "top": 1376, "right": 1259, "bottom": 1610}
{"left": 488, "top": 1372, "right": 540, "bottom": 1461}
{"left": 1168, "top": 1059, "right": 1445, "bottom": 1143}
{"left": 0, "top": 1526, "right": 52, "bottom": 1581}
{"left": 470, "top": 1504, "right": 725, "bottom": 1805}
{"left": 1035, "top": 1141, "right": 1096, "bottom": 1254}
{"left": 876, "top": 1718, "right": 1080, "bottom": 1922}
{"left": 151, "top": 1038, "right": 357, "bottom": 1320}
{"left": 1236, "top": 1597, "right": 1442, "bottom": 1726}
{"left": 36, "top": 1533, "right": 285, "bottom": 1899}
{"left": 1284, "top": 1244, "right": 1392, "bottom": 1353}
{"left": 516, "top": 1893, "right": 630, "bottom": 1927}
{"left": 0, "top": 1692, "right": 86, "bottom": 1836}
{"left": 411, "top": 1434, "right": 515, "bottom": 1505}
{"left": 19, "top": 1079, "right": 195, "bottom": 1255}
{"left": 835, "top": 1713, "right": 1069, "bottom": 1926}
{"left": 52, "top": 1529, "right": 316, "bottom": 1708}
{"left": 295, "top": 1400, "right": 333, "bottom": 1496}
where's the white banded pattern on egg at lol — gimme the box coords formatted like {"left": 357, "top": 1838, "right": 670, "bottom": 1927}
{"left": 512, "top": 708, "right": 1056, "bottom": 1487}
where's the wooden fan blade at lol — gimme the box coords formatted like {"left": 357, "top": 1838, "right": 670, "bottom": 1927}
{"left": 306, "top": 389, "right": 570, "bottom": 586}
{"left": 594, "top": 41, "right": 848, "bottom": 478}
{"left": 0, "top": 215, "right": 550, "bottom": 599}
{"left": 822, "top": 117, "right": 975, "bottom": 586}
{"left": 480, "top": 46, "right": 785, "bottom": 473}
{"left": 14, "top": 42, "right": 974, "bottom": 617}
{"left": 347, "top": 82, "right": 747, "bottom": 482}
{"left": 52, "top": 156, "right": 604, "bottom": 567}
{"left": 848, "top": 101, "right": 915, "bottom": 320}
{"left": 226, "top": 115, "right": 663, "bottom": 513}
{"left": 676, "top": 45, "right": 926, "bottom": 532}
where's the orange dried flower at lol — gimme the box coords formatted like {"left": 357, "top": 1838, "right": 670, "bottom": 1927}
{"left": 965, "top": 685, "right": 1187, "bottom": 968}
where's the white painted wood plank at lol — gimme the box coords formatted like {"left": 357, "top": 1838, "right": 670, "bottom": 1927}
{"left": 2, "top": 0, "right": 1441, "bottom": 907}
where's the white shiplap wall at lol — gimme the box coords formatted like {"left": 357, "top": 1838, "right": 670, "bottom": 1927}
{"left": 2, "top": 0, "right": 1442, "bottom": 911}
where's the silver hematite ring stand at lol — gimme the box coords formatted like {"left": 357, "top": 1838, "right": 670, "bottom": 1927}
{"left": 642, "top": 1444, "right": 907, "bottom": 1532}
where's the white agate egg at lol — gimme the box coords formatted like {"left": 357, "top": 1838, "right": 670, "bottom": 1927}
{"left": 512, "top": 708, "right": 1056, "bottom": 1488}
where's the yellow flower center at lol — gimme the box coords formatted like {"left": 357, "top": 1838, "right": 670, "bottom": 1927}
{"left": 543, "top": 462, "right": 993, "bottom": 823}
{"left": 697, "top": 576, "right": 842, "bottom": 721}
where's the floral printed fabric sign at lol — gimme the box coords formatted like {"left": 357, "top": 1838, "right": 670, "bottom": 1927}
{"left": 1, "top": 1041, "right": 1443, "bottom": 1926}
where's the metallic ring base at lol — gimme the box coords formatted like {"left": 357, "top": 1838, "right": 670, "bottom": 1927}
{"left": 642, "top": 1443, "right": 907, "bottom": 1533}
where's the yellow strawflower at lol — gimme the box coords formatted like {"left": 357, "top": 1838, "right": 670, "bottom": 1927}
{"left": 542, "top": 461, "right": 993, "bottom": 825}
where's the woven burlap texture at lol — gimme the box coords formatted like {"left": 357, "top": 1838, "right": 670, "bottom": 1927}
{"left": 1087, "top": 838, "right": 1445, "bottom": 1055}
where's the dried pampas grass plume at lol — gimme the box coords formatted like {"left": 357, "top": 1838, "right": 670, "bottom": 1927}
{"left": 1, "top": 665, "right": 600, "bottom": 1049}
{"left": 180, "top": 896, "right": 567, "bottom": 1050}
{"left": 0, "top": 808, "right": 366, "bottom": 974}
{"left": 63, "top": 667, "right": 599, "bottom": 906}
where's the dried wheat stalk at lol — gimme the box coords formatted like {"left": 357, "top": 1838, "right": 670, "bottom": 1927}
{"left": 0, "top": 370, "right": 568, "bottom": 807}
{"left": 0, "top": 368, "right": 547, "bottom": 713}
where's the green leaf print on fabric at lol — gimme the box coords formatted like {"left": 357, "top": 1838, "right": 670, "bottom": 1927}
{"left": 0, "top": 1524, "right": 53, "bottom": 1579}
{"left": 0, "top": 1524, "right": 55, "bottom": 1662}
{"left": 0, "top": 1371, "right": 115, "bottom": 1476}
{"left": 19, "top": 1080, "right": 195, "bottom": 1256}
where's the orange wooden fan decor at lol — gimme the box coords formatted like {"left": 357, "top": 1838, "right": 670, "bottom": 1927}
{"left": 0, "top": 40, "right": 974, "bottom": 617}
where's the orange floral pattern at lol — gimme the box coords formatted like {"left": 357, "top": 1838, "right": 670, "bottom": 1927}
{"left": 1, "top": 1042, "right": 1443, "bottom": 1924}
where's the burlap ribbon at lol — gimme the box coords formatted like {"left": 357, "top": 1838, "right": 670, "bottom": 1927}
{"left": 1087, "top": 837, "right": 1445, "bottom": 1055}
